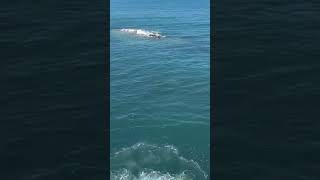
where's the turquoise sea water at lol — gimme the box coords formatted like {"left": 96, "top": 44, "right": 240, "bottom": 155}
{"left": 110, "top": 0, "right": 210, "bottom": 179}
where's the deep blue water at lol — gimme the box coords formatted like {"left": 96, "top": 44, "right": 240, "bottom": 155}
{"left": 110, "top": 0, "right": 210, "bottom": 179}
{"left": 2, "top": 1, "right": 107, "bottom": 179}
{"left": 3, "top": 0, "right": 320, "bottom": 179}
{"left": 214, "top": 0, "right": 320, "bottom": 179}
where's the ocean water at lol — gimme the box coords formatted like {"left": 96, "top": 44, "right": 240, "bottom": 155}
{"left": 2, "top": 1, "right": 107, "bottom": 179}
{"left": 214, "top": 0, "right": 320, "bottom": 179}
{"left": 110, "top": 0, "right": 210, "bottom": 179}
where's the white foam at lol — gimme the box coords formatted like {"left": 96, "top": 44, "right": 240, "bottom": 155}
{"left": 120, "top": 28, "right": 165, "bottom": 38}
{"left": 111, "top": 169, "right": 193, "bottom": 180}
{"left": 110, "top": 143, "right": 207, "bottom": 180}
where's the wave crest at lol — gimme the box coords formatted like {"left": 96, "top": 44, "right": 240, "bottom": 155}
{"left": 120, "top": 28, "right": 165, "bottom": 38}
{"left": 110, "top": 143, "right": 207, "bottom": 180}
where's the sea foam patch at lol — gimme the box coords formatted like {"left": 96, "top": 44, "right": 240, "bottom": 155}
{"left": 111, "top": 169, "right": 193, "bottom": 180}
{"left": 110, "top": 143, "right": 207, "bottom": 180}
{"left": 120, "top": 28, "right": 166, "bottom": 39}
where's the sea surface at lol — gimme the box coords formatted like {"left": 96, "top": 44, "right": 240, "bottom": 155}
{"left": 214, "top": 0, "right": 320, "bottom": 179}
{"left": 2, "top": 1, "right": 107, "bottom": 179}
{"left": 3, "top": 0, "right": 319, "bottom": 179}
{"left": 110, "top": 0, "right": 210, "bottom": 179}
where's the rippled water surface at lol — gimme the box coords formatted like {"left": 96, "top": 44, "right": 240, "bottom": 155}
{"left": 2, "top": 1, "right": 107, "bottom": 179}
{"left": 214, "top": 0, "right": 320, "bottom": 178}
{"left": 110, "top": 0, "right": 210, "bottom": 179}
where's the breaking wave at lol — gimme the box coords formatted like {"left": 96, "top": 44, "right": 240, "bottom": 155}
{"left": 119, "top": 28, "right": 166, "bottom": 38}
{"left": 110, "top": 143, "right": 207, "bottom": 180}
